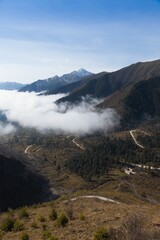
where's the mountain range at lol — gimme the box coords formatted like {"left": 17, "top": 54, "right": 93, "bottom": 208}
{"left": 49, "top": 59, "right": 160, "bottom": 128}
{"left": 0, "top": 82, "right": 26, "bottom": 90}
{"left": 1, "top": 60, "right": 160, "bottom": 129}
{"left": 54, "top": 59, "right": 160, "bottom": 102}
{"left": 19, "top": 68, "right": 92, "bottom": 92}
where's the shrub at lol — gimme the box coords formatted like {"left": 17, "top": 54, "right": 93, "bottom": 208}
{"left": 57, "top": 213, "right": 68, "bottom": 227}
{"left": 8, "top": 208, "right": 14, "bottom": 217}
{"left": 0, "top": 217, "right": 15, "bottom": 232}
{"left": 42, "top": 224, "right": 47, "bottom": 230}
{"left": 39, "top": 215, "right": 46, "bottom": 222}
{"left": 42, "top": 230, "right": 59, "bottom": 240}
{"left": 19, "top": 232, "right": 29, "bottom": 240}
{"left": 31, "top": 221, "right": 38, "bottom": 229}
{"left": 108, "top": 213, "right": 160, "bottom": 240}
{"left": 79, "top": 212, "right": 85, "bottom": 221}
{"left": 49, "top": 208, "right": 57, "bottom": 221}
{"left": 0, "top": 231, "right": 3, "bottom": 240}
{"left": 94, "top": 227, "right": 109, "bottom": 240}
{"left": 42, "top": 230, "right": 52, "bottom": 239}
{"left": 66, "top": 204, "right": 74, "bottom": 220}
{"left": 18, "top": 208, "right": 29, "bottom": 219}
{"left": 121, "top": 212, "right": 145, "bottom": 239}
{"left": 13, "top": 220, "right": 24, "bottom": 231}
{"left": 49, "top": 236, "right": 59, "bottom": 240}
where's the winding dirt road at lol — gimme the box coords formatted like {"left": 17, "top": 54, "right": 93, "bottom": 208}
{"left": 130, "top": 130, "right": 145, "bottom": 149}
{"left": 24, "top": 145, "right": 33, "bottom": 154}
{"left": 72, "top": 138, "right": 85, "bottom": 150}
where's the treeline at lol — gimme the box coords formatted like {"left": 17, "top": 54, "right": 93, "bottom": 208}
{"left": 66, "top": 136, "right": 159, "bottom": 181}
{"left": 67, "top": 137, "right": 130, "bottom": 181}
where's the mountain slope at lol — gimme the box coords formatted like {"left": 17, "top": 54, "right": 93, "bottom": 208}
{"left": 19, "top": 69, "right": 92, "bottom": 92}
{"left": 57, "top": 59, "right": 160, "bottom": 103}
{"left": 19, "top": 75, "right": 63, "bottom": 92}
{"left": 99, "top": 76, "right": 160, "bottom": 128}
{"left": 0, "top": 82, "right": 26, "bottom": 90}
{"left": 45, "top": 72, "right": 95, "bottom": 95}
{"left": 0, "top": 144, "right": 54, "bottom": 211}
{"left": 56, "top": 72, "right": 108, "bottom": 103}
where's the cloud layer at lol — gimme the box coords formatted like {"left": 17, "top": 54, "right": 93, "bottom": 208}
{"left": 0, "top": 90, "right": 119, "bottom": 135}
{"left": 0, "top": 122, "right": 16, "bottom": 136}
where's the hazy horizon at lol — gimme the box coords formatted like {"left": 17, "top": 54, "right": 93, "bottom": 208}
{"left": 0, "top": 0, "right": 160, "bottom": 83}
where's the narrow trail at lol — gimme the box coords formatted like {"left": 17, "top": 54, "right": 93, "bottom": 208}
{"left": 66, "top": 135, "right": 72, "bottom": 139}
{"left": 68, "top": 195, "right": 121, "bottom": 204}
{"left": 127, "top": 129, "right": 160, "bottom": 170}
{"left": 125, "top": 181, "right": 159, "bottom": 204}
{"left": 130, "top": 130, "right": 145, "bottom": 149}
{"left": 24, "top": 145, "right": 33, "bottom": 154}
{"left": 66, "top": 135, "right": 85, "bottom": 150}
{"left": 72, "top": 138, "right": 85, "bottom": 150}
{"left": 33, "top": 145, "right": 44, "bottom": 153}
{"left": 35, "top": 147, "right": 42, "bottom": 153}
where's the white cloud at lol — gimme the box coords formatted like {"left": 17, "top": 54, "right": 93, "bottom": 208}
{"left": 0, "top": 90, "right": 119, "bottom": 135}
{"left": 0, "top": 122, "right": 16, "bottom": 136}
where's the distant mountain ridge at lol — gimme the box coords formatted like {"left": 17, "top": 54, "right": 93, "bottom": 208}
{"left": 0, "top": 82, "right": 26, "bottom": 90}
{"left": 19, "top": 69, "right": 93, "bottom": 92}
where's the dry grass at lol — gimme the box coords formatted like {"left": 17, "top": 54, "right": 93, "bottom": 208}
{"left": 0, "top": 198, "right": 160, "bottom": 240}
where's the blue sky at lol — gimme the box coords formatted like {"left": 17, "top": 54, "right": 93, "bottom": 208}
{"left": 0, "top": 0, "right": 160, "bottom": 83}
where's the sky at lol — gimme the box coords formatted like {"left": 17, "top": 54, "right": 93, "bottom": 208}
{"left": 0, "top": 0, "right": 160, "bottom": 83}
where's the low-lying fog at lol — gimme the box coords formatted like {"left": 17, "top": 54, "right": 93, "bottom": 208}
{"left": 0, "top": 90, "right": 119, "bottom": 135}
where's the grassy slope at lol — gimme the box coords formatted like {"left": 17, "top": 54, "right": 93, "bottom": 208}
{"left": 0, "top": 172, "right": 160, "bottom": 240}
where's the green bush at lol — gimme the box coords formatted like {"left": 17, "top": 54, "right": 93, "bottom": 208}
{"left": 49, "top": 208, "right": 57, "bottom": 221}
{"left": 19, "top": 232, "right": 29, "bottom": 240}
{"left": 13, "top": 220, "right": 24, "bottom": 231}
{"left": 18, "top": 208, "right": 29, "bottom": 219}
{"left": 94, "top": 227, "right": 109, "bottom": 240}
{"left": 66, "top": 204, "right": 74, "bottom": 220}
{"left": 57, "top": 213, "right": 68, "bottom": 227}
{"left": 0, "top": 217, "right": 15, "bottom": 232}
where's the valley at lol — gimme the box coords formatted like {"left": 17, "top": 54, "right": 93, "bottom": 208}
{"left": 0, "top": 60, "right": 160, "bottom": 239}
{"left": 1, "top": 124, "right": 160, "bottom": 202}
{"left": 1, "top": 0, "right": 160, "bottom": 238}
{"left": 0, "top": 127, "right": 160, "bottom": 239}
